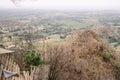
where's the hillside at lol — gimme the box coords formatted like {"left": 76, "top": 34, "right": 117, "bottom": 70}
{"left": 90, "top": 25, "right": 120, "bottom": 44}
{"left": 47, "top": 30, "right": 119, "bottom": 80}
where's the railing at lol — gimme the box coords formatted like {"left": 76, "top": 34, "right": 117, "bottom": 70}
{"left": 0, "top": 55, "right": 50, "bottom": 80}
{"left": 0, "top": 55, "right": 34, "bottom": 80}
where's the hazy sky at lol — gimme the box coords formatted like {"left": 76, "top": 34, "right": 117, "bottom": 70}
{"left": 0, "top": 0, "right": 120, "bottom": 10}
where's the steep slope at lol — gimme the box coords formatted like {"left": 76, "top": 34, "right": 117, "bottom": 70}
{"left": 63, "top": 30, "right": 115, "bottom": 80}
{"left": 90, "top": 25, "right": 120, "bottom": 43}
{"left": 48, "top": 30, "right": 117, "bottom": 80}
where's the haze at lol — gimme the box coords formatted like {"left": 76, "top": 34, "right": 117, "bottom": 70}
{"left": 0, "top": 0, "right": 120, "bottom": 10}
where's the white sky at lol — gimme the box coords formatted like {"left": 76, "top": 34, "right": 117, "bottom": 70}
{"left": 0, "top": 0, "right": 120, "bottom": 10}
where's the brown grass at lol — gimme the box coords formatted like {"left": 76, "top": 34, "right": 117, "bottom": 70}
{"left": 46, "top": 30, "right": 116, "bottom": 80}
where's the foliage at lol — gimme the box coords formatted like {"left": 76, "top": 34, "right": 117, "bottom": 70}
{"left": 24, "top": 50, "right": 45, "bottom": 71}
{"left": 114, "top": 41, "right": 120, "bottom": 47}
{"left": 102, "top": 51, "right": 112, "bottom": 62}
{"left": 109, "top": 37, "right": 118, "bottom": 43}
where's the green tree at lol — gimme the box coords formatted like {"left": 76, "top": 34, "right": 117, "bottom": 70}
{"left": 24, "top": 50, "right": 45, "bottom": 71}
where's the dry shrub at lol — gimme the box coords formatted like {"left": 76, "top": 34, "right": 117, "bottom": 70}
{"left": 47, "top": 30, "right": 116, "bottom": 80}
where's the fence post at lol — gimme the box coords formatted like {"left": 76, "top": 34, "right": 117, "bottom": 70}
{"left": 0, "top": 63, "right": 3, "bottom": 80}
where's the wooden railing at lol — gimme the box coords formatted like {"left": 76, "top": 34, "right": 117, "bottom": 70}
{"left": 0, "top": 55, "right": 49, "bottom": 80}
{"left": 0, "top": 55, "right": 34, "bottom": 80}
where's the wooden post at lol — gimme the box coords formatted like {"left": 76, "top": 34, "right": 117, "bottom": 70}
{"left": 0, "top": 61, "right": 2, "bottom": 80}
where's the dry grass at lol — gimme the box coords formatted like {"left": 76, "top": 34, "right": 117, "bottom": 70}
{"left": 46, "top": 30, "right": 117, "bottom": 80}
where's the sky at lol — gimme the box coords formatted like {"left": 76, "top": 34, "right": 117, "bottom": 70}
{"left": 0, "top": 0, "right": 120, "bottom": 10}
